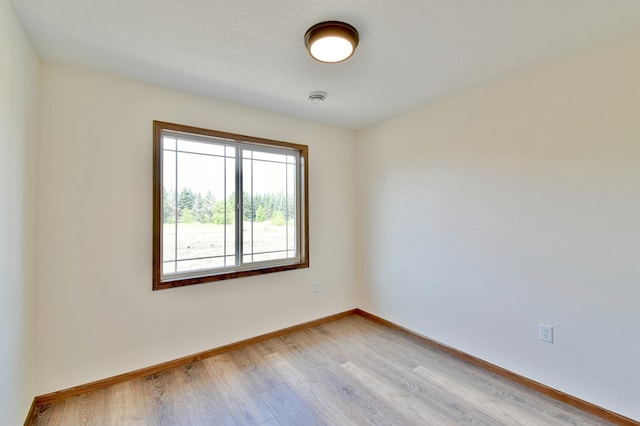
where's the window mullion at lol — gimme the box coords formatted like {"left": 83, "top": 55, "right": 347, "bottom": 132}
{"left": 223, "top": 148, "right": 227, "bottom": 267}
{"left": 250, "top": 152, "right": 254, "bottom": 263}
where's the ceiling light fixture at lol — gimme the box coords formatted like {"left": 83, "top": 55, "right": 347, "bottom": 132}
{"left": 304, "top": 21, "right": 359, "bottom": 63}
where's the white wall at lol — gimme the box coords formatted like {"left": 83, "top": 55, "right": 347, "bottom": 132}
{"left": 356, "top": 29, "right": 640, "bottom": 420}
{"left": 36, "top": 63, "right": 357, "bottom": 394}
{"left": 0, "top": 0, "right": 39, "bottom": 423}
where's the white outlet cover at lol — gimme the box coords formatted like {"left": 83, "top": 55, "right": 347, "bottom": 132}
{"left": 539, "top": 324, "right": 554, "bottom": 343}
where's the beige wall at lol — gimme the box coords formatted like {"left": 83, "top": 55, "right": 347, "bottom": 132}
{"left": 0, "top": 0, "right": 39, "bottom": 423}
{"left": 36, "top": 63, "right": 357, "bottom": 394}
{"left": 356, "top": 29, "right": 640, "bottom": 420}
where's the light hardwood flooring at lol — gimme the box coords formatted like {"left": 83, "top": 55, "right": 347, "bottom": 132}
{"left": 31, "top": 315, "right": 613, "bottom": 425}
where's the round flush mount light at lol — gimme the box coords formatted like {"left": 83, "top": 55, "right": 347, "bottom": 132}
{"left": 304, "top": 21, "right": 359, "bottom": 63}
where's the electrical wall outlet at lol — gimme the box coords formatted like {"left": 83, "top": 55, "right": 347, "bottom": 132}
{"left": 539, "top": 323, "right": 554, "bottom": 343}
{"left": 312, "top": 281, "right": 320, "bottom": 293}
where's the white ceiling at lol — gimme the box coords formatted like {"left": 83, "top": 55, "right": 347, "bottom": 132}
{"left": 10, "top": 0, "right": 640, "bottom": 129}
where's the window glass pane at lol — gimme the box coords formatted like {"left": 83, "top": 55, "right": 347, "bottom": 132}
{"left": 252, "top": 156, "right": 287, "bottom": 194}
{"left": 176, "top": 257, "right": 226, "bottom": 272}
{"left": 164, "top": 136, "right": 177, "bottom": 151}
{"left": 177, "top": 138, "right": 225, "bottom": 156}
{"left": 252, "top": 150, "right": 287, "bottom": 163}
{"left": 252, "top": 251, "right": 289, "bottom": 263}
{"left": 166, "top": 139, "right": 236, "bottom": 276}
{"left": 242, "top": 150, "right": 293, "bottom": 264}
{"left": 162, "top": 224, "right": 177, "bottom": 276}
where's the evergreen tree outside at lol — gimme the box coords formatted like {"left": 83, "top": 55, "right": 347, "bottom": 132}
{"left": 286, "top": 194, "right": 296, "bottom": 221}
{"left": 226, "top": 195, "right": 235, "bottom": 224}
{"left": 271, "top": 211, "right": 285, "bottom": 226}
{"left": 163, "top": 187, "right": 176, "bottom": 224}
{"left": 193, "top": 192, "right": 204, "bottom": 222}
{"left": 243, "top": 192, "right": 256, "bottom": 221}
{"left": 177, "top": 188, "right": 196, "bottom": 221}
{"left": 196, "top": 191, "right": 215, "bottom": 223}
{"left": 170, "top": 188, "right": 293, "bottom": 225}
{"left": 181, "top": 208, "right": 195, "bottom": 223}
{"left": 262, "top": 193, "right": 274, "bottom": 220}
{"left": 255, "top": 205, "right": 267, "bottom": 222}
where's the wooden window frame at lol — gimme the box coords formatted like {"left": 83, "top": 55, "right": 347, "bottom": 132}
{"left": 153, "top": 121, "right": 309, "bottom": 290}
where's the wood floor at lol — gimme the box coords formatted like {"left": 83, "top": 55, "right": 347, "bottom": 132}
{"left": 31, "top": 315, "right": 613, "bottom": 425}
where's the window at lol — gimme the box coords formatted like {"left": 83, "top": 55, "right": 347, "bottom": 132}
{"left": 153, "top": 121, "right": 308, "bottom": 290}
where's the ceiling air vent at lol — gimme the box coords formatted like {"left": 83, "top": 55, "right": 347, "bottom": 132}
{"left": 308, "top": 91, "right": 327, "bottom": 103}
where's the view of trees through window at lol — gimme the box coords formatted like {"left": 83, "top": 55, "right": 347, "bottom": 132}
{"left": 162, "top": 188, "right": 295, "bottom": 226}
{"left": 160, "top": 131, "right": 300, "bottom": 278}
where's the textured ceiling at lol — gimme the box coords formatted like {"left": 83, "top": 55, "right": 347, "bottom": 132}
{"left": 10, "top": 0, "right": 640, "bottom": 129}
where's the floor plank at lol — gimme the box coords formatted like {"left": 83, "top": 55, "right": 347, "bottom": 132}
{"left": 201, "top": 352, "right": 275, "bottom": 425}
